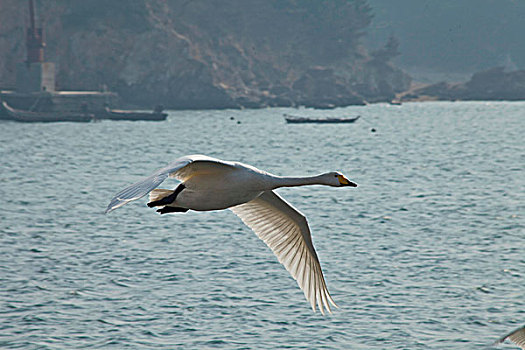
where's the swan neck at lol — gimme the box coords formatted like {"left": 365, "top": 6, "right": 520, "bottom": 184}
{"left": 272, "top": 175, "right": 325, "bottom": 188}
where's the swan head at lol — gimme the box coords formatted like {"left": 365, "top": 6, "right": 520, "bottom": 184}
{"left": 324, "top": 172, "right": 357, "bottom": 187}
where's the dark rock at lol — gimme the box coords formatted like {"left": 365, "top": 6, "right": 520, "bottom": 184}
{"left": 463, "top": 67, "right": 525, "bottom": 100}
{"left": 405, "top": 67, "right": 525, "bottom": 101}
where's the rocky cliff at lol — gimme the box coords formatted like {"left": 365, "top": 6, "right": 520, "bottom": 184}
{"left": 401, "top": 67, "right": 525, "bottom": 102}
{"left": 0, "top": 0, "right": 411, "bottom": 109}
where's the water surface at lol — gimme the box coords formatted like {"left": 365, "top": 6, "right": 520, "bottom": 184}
{"left": 0, "top": 102, "right": 523, "bottom": 349}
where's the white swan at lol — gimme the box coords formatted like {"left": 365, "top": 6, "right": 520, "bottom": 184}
{"left": 105, "top": 154, "right": 357, "bottom": 314}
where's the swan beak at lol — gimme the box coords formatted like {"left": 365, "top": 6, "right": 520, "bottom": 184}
{"left": 338, "top": 174, "right": 357, "bottom": 187}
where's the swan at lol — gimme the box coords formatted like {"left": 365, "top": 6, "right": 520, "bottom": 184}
{"left": 105, "top": 154, "right": 357, "bottom": 314}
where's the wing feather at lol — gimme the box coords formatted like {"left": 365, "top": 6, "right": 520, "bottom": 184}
{"left": 230, "top": 190, "right": 337, "bottom": 314}
{"left": 496, "top": 325, "right": 525, "bottom": 349}
{"left": 105, "top": 154, "right": 236, "bottom": 213}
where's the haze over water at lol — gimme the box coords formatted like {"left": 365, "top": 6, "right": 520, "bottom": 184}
{"left": 0, "top": 101, "right": 523, "bottom": 349}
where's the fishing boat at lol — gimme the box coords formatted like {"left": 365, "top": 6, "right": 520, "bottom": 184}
{"left": 284, "top": 114, "right": 360, "bottom": 124}
{"left": 1, "top": 101, "right": 93, "bottom": 123}
{"left": 101, "top": 106, "right": 167, "bottom": 121}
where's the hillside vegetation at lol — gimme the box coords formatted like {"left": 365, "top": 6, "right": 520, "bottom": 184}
{"left": 0, "top": 0, "right": 411, "bottom": 109}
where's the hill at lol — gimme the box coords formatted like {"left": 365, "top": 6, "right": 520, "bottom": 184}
{"left": 366, "top": 0, "right": 525, "bottom": 83}
{"left": 0, "top": 0, "right": 411, "bottom": 109}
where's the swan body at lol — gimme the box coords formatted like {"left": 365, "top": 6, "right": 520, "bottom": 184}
{"left": 105, "top": 154, "right": 357, "bottom": 314}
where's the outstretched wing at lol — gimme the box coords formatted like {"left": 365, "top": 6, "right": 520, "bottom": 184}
{"left": 230, "top": 190, "right": 337, "bottom": 314}
{"left": 105, "top": 154, "right": 235, "bottom": 213}
{"left": 495, "top": 325, "right": 525, "bottom": 349}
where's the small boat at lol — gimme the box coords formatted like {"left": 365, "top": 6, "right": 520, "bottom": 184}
{"left": 284, "top": 114, "right": 360, "bottom": 124}
{"left": 1, "top": 101, "right": 93, "bottom": 123}
{"left": 101, "top": 106, "right": 167, "bottom": 121}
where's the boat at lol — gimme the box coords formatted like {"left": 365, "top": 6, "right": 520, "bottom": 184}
{"left": 101, "top": 106, "right": 167, "bottom": 121}
{"left": 1, "top": 101, "right": 93, "bottom": 123}
{"left": 284, "top": 114, "right": 360, "bottom": 124}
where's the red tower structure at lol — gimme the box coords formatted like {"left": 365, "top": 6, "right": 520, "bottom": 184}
{"left": 1, "top": 0, "right": 118, "bottom": 117}
{"left": 26, "top": 0, "right": 45, "bottom": 64}
{"left": 15, "top": 0, "right": 55, "bottom": 93}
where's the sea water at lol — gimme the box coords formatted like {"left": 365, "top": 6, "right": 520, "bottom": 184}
{"left": 0, "top": 102, "right": 523, "bottom": 349}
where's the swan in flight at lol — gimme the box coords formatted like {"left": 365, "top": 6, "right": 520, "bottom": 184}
{"left": 105, "top": 154, "right": 357, "bottom": 314}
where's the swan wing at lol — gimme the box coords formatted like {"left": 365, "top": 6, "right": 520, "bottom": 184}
{"left": 495, "top": 325, "right": 525, "bottom": 349}
{"left": 168, "top": 154, "right": 238, "bottom": 182}
{"left": 105, "top": 154, "right": 236, "bottom": 213}
{"left": 230, "top": 190, "right": 337, "bottom": 314}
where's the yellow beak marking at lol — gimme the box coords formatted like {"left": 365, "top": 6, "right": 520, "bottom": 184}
{"left": 338, "top": 174, "right": 350, "bottom": 185}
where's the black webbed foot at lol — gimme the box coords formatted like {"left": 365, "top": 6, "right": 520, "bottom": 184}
{"left": 157, "top": 207, "right": 189, "bottom": 214}
{"left": 147, "top": 184, "right": 186, "bottom": 207}
{"left": 148, "top": 198, "right": 170, "bottom": 207}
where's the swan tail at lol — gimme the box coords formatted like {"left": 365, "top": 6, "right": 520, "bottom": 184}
{"left": 147, "top": 184, "right": 186, "bottom": 208}
{"left": 147, "top": 189, "right": 174, "bottom": 207}
{"left": 148, "top": 188, "right": 189, "bottom": 214}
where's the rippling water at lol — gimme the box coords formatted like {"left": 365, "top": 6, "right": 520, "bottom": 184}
{"left": 0, "top": 102, "right": 523, "bottom": 349}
